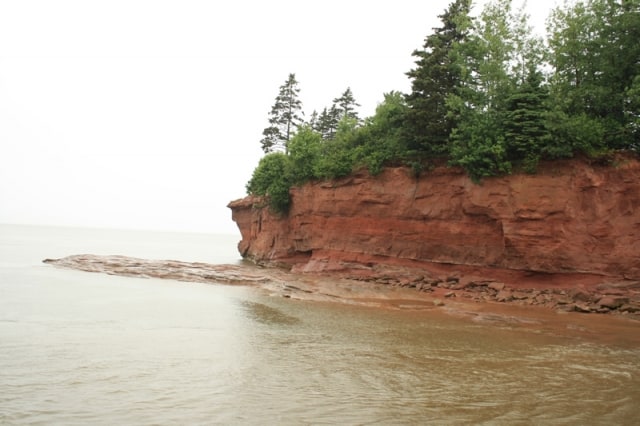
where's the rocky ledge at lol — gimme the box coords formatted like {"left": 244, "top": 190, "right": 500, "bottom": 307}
{"left": 349, "top": 267, "right": 640, "bottom": 316}
{"left": 43, "top": 255, "right": 640, "bottom": 317}
{"left": 43, "top": 255, "right": 272, "bottom": 285}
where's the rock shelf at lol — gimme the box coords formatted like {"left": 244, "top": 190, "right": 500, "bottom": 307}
{"left": 44, "top": 254, "right": 640, "bottom": 317}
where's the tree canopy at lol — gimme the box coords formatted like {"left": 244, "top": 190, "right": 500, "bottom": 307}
{"left": 249, "top": 0, "right": 640, "bottom": 211}
{"left": 405, "top": 0, "right": 471, "bottom": 156}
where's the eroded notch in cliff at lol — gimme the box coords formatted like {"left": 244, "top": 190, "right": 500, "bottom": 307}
{"left": 289, "top": 249, "right": 313, "bottom": 264}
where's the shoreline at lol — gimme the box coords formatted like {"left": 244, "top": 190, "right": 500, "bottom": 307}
{"left": 43, "top": 254, "right": 640, "bottom": 346}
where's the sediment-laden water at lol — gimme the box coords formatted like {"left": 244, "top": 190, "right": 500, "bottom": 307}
{"left": 1, "top": 224, "right": 638, "bottom": 425}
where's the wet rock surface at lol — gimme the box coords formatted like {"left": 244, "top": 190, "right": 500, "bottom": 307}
{"left": 44, "top": 255, "right": 272, "bottom": 285}
{"left": 44, "top": 254, "right": 640, "bottom": 318}
{"left": 337, "top": 265, "right": 640, "bottom": 317}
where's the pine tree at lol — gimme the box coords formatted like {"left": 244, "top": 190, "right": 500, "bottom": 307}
{"left": 405, "top": 0, "right": 472, "bottom": 156}
{"left": 333, "top": 87, "right": 361, "bottom": 123}
{"left": 260, "top": 73, "right": 304, "bottom": 153}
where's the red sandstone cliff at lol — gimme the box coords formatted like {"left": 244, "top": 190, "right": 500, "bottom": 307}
{"left": 228, "top": 155, "right": 640, "bottom": 285}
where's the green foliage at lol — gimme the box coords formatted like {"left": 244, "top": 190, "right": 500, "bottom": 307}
{"left": 626, "top": 75, "right": 640, "bottom": 149}
{"left": 260, "top": 73, "right": 304, "bottom": 154}
{"left": 287, "top": 125, "right": 322, "bottom": 184}
{"left": 543, "top": 110, "right": 606, "bottom": 158}
{"left": 311, "top": 88, "right": 362, "bottom": 140}
{"left": 504, "top": 68, "right": 549, "bottom": 171}
{"left": 449, "top": 112, "right": 512, "bottom": 182}
{"left": 313, "top": 138, "right": 355, "bottom": 180}
{"left": 546, "top": 0, "right": 640, "bottom": 150}
{"left": 247, "top": 0, "right": 639, "bottom": 200}
{"left": 446, "top": 0, "right": 550, "bottom": 179}
{"left": 245, "top": 153, "right": 292, "bottom": 213}
{"left": 333, "top": 87, "right": 361, "bottom": 124}
{"left": 352, "top": 92, "right": 409, "bottom": 174}
{"left": 405, "top": 0, "right": 471, "bottom": 155}
{"left": 314, "top": 118, "right": 358, "bottom": 179}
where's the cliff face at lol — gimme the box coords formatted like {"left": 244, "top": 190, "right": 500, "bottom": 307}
{"left": 228, "top": 155, "right": 640, "bottom": 283}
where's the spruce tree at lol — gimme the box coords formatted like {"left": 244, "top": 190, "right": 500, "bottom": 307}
{"left": 313, "top": 105, "right": 341, "bottom": 140}
{"left": 504, "top": 68, "right": 549, "bottom": 171}
{"left": 405, "top": 0, "right": 472, "bottom": 156}
{"left": 333, "top": 87, "right": 361, "bottom": 123}
{"left": 260, "top": 73, "right": 304, "bottom": 153}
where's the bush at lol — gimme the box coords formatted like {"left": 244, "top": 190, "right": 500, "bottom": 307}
{"left": 448, "top": 112, "right": 512, "bottom": 182}
{"left": 245, "top": 153, "right": 292, "bottom": 212}
{"left": 287, "top": 126, "right": 322, "bottom": 184}
{"left": 314, "top": 139, "right": 355, "bottom": 179}
{"left": 351, "top": 92, "right": 410, "bottom": 174}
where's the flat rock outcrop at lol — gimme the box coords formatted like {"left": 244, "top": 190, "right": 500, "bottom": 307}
{"left": 228, "top": 154, "right": 640, "bottom": 305}
{"left": 42, "top": 254, "right": 640, "bottom": 317}
{"left": 43, "top": 255, "right": 272, "bottom": 285}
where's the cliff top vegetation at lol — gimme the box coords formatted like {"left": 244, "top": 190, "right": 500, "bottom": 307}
{"left": 247, "top": 0, "right": 640, "bottom": 212}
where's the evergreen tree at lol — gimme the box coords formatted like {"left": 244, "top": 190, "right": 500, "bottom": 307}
{"left": 405, "top": 0, "right": 472, "bottom": 156}
{"left": 447, "top": 0, "right": 513, "bottom": 179}
{"left": 307, "top": 110, "right": 319, "bottom": 130}
{"left": 312, "top": 88, "right": 361, "bottom": 140}
{"left": 260, "top": 73, "right": 304, "bottom": 153}
{"left": 313, "top": 105, "right": 341, "bottom": 140}
{"left": 448, "top": 0, "right": 544, "bottom": 180}
{"left": 504, "top": 67, "right": 549, "bottom": 171}
{"left": 333, "top": 87, "right": 361, "bottom": 123}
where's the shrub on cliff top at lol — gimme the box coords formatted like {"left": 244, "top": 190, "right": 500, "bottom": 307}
{"left": 245, "top": 153, "right": 292, "bottom": 212}
{"left": 287, "top": 125, "right": 322, "bottom": 185}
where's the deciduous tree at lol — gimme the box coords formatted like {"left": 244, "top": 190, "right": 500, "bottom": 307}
{"left": 547, "top": 0, "right": 640, "bottom": 150}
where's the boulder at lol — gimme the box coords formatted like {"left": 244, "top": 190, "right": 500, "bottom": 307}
{"left": 496, "top": 290, "right": 513, "bottom": 302}
{"left": 598, "top": 296, "right": 630, "bottom": 310}
{"left": 571, "top": 289, "right": 592, "bottom": 303}
{"left": 488, "top": 282, "right": 506, "bottom": 292}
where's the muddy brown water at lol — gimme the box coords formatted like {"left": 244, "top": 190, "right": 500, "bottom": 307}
{"left": 2, "top": 225, "right": 639, "bottom": 424}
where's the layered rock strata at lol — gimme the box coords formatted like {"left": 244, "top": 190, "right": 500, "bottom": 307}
{"left": 228, "top": 155, "right": 640, "bottom": 301}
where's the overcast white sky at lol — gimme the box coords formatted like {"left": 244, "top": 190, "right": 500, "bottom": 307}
{"left": 0, "top": 0, "right": 556, "bottom": 234}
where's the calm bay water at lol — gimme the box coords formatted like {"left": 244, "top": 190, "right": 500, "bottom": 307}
{"left": 1, "top": 224, "right": 639, "bottom": 425}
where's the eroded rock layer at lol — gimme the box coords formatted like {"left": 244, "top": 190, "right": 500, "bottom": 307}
{"left": 228, "top": 155, "right": 640, "bottom": 284}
